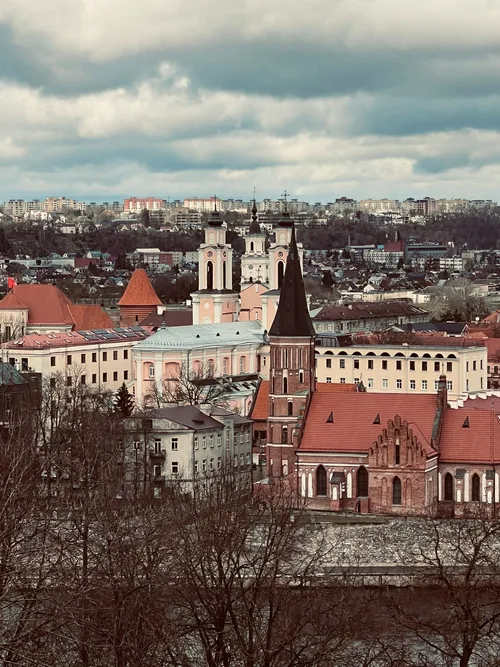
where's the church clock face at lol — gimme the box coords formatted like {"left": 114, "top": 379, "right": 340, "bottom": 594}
{"left": 278, "top": 251, "right": 284, "bottom": 257}
{"left": 207, "top": 251, "right": 213, "bottom": 258}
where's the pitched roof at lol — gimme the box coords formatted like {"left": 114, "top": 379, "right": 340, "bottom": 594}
{"left": 147, "top": 405, "right": 223, "bottom": 430}
{"left": 440, "top": 409, "right": 500, "bottom": 463}
{"left": 0, "top": 284, "right": 75, "bottom": 325}
{"left": 140, "top": 309, "right": 193, "bottom": 328}
{"left": 269, "top": 225, "right": 315, "bottom": 337}
{"left": 249, "top": 380, "right": 357, "bottom": 421}
{"left": 68, "top": 305, "right": 114, "bottom": 330}
{"left": 118, "top": 269, "right": 162, "bottom": 307}
{"left": 299, "top": 392, "right": 439, "bottom": 455}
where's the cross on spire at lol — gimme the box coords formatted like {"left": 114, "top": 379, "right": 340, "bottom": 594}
{"left": 281, "top": 189, "right": 289, "bottom": 211}
{"left": 213, "top": 194, "right": 218, "bottom": 212}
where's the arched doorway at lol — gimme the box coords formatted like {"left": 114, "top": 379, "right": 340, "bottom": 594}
{"left": 357, "top": 466, "right": 369, "bottom": 497}
{"left": 444, "top": 472, "right": 454, "bottom": 501}
{"left": 316, "top": 466, "right": 327, "bottom": 496}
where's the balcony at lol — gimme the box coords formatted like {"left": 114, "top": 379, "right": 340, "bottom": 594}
{"left": 149, "top": 448, "right": 166, "bottom": 460}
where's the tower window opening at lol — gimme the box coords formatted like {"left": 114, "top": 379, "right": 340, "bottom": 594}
{"left": 206, "top": 260, "right": 214, "bottom": 290}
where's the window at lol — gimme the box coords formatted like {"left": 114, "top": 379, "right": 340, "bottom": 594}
{"left": 240, "top": 356, "right": 245, "bottom": 373}
{"left": 154, "top": 439, "right": 162, "bottom": 454}
{"left": 396, "top": 379, "right": 403, "bottom": 389}
{"left": 92, "top": 374, "right": 97, "bottom": 383}
{"left": 92, "top": 352, "right": 97, "bottom": 363}
{"left": 410, "top": 379, "right": 416, "bottom": 390}
{"left": 112, "top": 351, "right": 117, "bottom": 361}
{"left": 466, "top": 379, "right": 469, "bottom": 391}
{"left": 382, "top": 379, "right": 388, "bottom": 389}
{"left": 4, "top": 326, "right": 10, "bottom": 340}
{"left": 446, "top": 361, "right": 452, "bottom": 372}
{"left": 66, "top": 376, "right": 72, "bottom": 387}
{"left": 395, "top": 443, "right": 400, "bottom": 465}
{"left": 203, "top": 459, "right": 207, "bottom": 471}
{"left": 124, "top": 370, "right": 128, "bottom": 380}
{"left": 434, "top": 361, "right": 440, "bottom": 372}
{"left": 103, "top": 373, "right": 107, "bottom": 383}
{"left": 340, "top": 378, "right": 346, "bottom": 384}
{"left": 210, "top": 435, "right": 214, "bottom": 448}
{"left": 316, "top": 465, "right": 327, "bottom": 496}
{"left": 392, "top": 477, "right": 402, "bottom": 505}
{"left": 67, "top": 355, "right": 72, "bottom": 365}
{"left": 81, "top": 353, "right": 86, "bottom": 363}
{"left": 171, "top": 461, "right": 179, "bottom": 475}
{"left": 466, "top": 361, "right": 469, "bottom": 372}
{"left": 283, "top": 377, "right": 288, "bottom": 393}
{"left": 170, "top": 438, "right": 178, "bottom": 451}
{"left": 20, "top": 358, "right": 28, "bottom": 371}
{"left": 354, "top": 359, "right": 360, "bottom": 369}
{"left": 124, "top": 350, "right": 128, "bottom": 360}
{"left": 149, "top": 365, "right": 155, "bottom": 378}
{"left": 473, "top": 360, "right": 477, "bottom": 371}
{"left": 471, "top": 473, "right": 480, "bottom": 502}
{"left": 194, "top": 437, "right": 199, "bottom": 450}
{"left": 217, "top": 434, "right": 222, "bottom": 447}
{"left": 434, "top": 380, "right": 439, "bottom": 390}
{"left": 326, "top": 377, "right": 332, "bottom": 383}
{"left": 202, "top": 437, "right": 206, "bottom": 449}
{"left": 50, "top": 356, "right": 56, "bottom": 367}
{"left": 210, "top": 458, "right": 214, "bottom": 470}
{"left": 153, "top": 465, "right": 162, "bottom": 478}
{"left": 288, "top": 401, "right": 293, "bottom": 416}
{"left": 103, "top": 352, "right": 108, "bottom": 362}
{"left": 240, "top": 432, "right": 244, "bottom": 444}
{"left": 480, "top": 359, "right": 483, "bottom": 370}
{"left": 382, "top": 360, "right": 388, "bottom": 370}
{"left": 113, "top": 371, "right": 118, "bottom": 382}
{"left": 217, "top": 457, "right": 221, "bottom": 469}
{"left": 422, "top": 380, "right": 428, "bottom": 390}
{"left": 409, "top": 361, "right": 415, "bottom": 371}
{"left": 81, "top": 375, "right": 86, "bottom": 385}
{"left": 326, "top": 358, "right": 332, "bottom": 368}
{"left": 357, "top": 466, "right": 368, "bottom": 497}
{"left": 396, "top": 360, "right": 402, "bottom": 371}
{"left": 233, "top": 455, "right": 238, "bottom": 468}
{"left": 447, "top": 381, "right": 453, "bottom": 391}
{"left": 354, "top": 377, "right": 360, "bottom": 384}
{"left": 368, "top": 378, "right": 374, "bottom": 388}
{"left": 368, "top": 359, "right": 374, "bottom": 370}
{"left": 339, "top": 359, "right": 345, "bottom": 369}
{"left": 282, "top": 426, "right": 288, "bottom": 444}
{"left": 422, "top": 361, "right": 427, "bottom": 371}
{"left": 194, "top": 460, "right": 199, "bottom": 474}
{"left": 444, "top": 472, "right": 453, "bottom": 501}
{"left": 299, "top": 371, "right": 304, "bottom": 383}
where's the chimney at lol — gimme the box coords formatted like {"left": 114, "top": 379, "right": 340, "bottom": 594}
{"left": 437, "top": 374, "right": 447, "bottom": 410}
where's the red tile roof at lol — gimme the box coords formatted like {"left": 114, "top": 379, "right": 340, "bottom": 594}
{"left": 485, "top": 338, "right": 500, "bottom": 361}
{"left": 69, "top": 305, "right": 113, "bottom": 330}
{"left": 249, "top": 380, "right": 357, "bottom": 421}
{"left": 440, "top": 409, "right": 500, "bottom": 463}
{"left": 0, "top": 285, "right": 75, "bottom": 325}
{"left": 299, "top": 392, "right": 439, "bottom": 454}
{"left": 118, "top": 269, "right": 162, "bottom": 307}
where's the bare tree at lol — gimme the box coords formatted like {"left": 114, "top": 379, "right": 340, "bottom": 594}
{"left": 427, "top": 278, "right": 489, "bottom": 322}
{"left": 145, "top": 362, "right": 229, "bottom": 409}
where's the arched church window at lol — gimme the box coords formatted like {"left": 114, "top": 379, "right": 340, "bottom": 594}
{"left": 277, "top": 261, "right": 284, "bottom": 289}
{"left": 206, "top": 261, "right": 214, "bottom": 290}
{"left": 222, "top": 261, "right": 227, "bottom": 289}
{"left": 471, "top": 473, "right": 480, "bottom": 501}
{"left": 316, "top": 466, "right": 327, "bottom": 496}
{"left": 357, "top": 466, "right": 369, "bottom": 497}
{"left": 392, "top": 477, "right": 402, "bottom": 505}
{"left": 250, "top": 241, "right": 254, "bottom": 252}
{"left": 283, "top": 377, "right": 288, "bottom": 394}
{"left": 299, "top": 371, "right": 304, "bottom": 383}
{"left": 282, "top": 426, "right": 288, "bottom": 444}
{"left": 288, "top": 401, "right": 293, "bottom": 416}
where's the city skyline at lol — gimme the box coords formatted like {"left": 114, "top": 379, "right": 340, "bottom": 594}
{"left": 1, "top": 1, "right": 500, "bottom": 200}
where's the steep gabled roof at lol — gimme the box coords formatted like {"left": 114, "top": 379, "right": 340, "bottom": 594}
{"left": 68, "top": 305, "right": 114, "bottom": 330}
{"left": 118, "top": 269, "right": 162, "bottom": 307}
{"left": 299, "top": 393, "right": 439, "bottom": 455}
{"left": 269, "top": 225, "right": 315, "bottom": 337}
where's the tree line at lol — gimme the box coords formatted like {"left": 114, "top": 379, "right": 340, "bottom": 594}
{"left": 0, "top": 375, "right": 500, "bottom": 664}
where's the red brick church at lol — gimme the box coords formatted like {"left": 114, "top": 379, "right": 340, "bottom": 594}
{"left": 251, "top": 225, "right": 500, "bottom": 516}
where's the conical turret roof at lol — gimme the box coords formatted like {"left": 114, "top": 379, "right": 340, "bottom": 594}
{"left": 118, "top": 269, "right": 162, "bottom": 307}
{"left": 249, "top": 199, "right": 261, "bottom": 234}
{"left": 269, "top": 225, "right": 315, "bottom": 337}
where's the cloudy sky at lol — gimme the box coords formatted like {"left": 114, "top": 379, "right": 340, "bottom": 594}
{"left": 1, "top": 0, "right": 500, "bottom": 202}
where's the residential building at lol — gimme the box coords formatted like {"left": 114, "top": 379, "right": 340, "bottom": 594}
{"left": 311, "top": 302, "right": 429, "bottom": 334}
{"left": 123, "top": 197, "right": 165, "bottom": 212}
{"left": 359, "top": 199, "right": 401, "bottom": 214}
{"left": 183, "top": 197, "right": 220, "bottom": 212}
{"left": 4, "top": 327, "right": 150, "bottom": 392}
{"left": 124, "top": 404, "right": 252, "bottom": 494}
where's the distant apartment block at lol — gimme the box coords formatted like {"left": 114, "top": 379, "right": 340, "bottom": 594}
{"left": 359, "top": 199, "right": 401, "bottom": 214}
{"left": 183, "top": 197, "right": 220, "bottom": 212}
{"left": 124, "top": 197, "right": 166, "bottom": 213}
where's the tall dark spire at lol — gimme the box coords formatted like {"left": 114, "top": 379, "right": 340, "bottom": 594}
{"left": 249, "top": 196, "right": 261, "bottom": 234}
{"left": 269, "top": 225, "right": 315, "bottom": 337}
{"left": 208, "top": 195, "right": 223, "bottom": 227}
